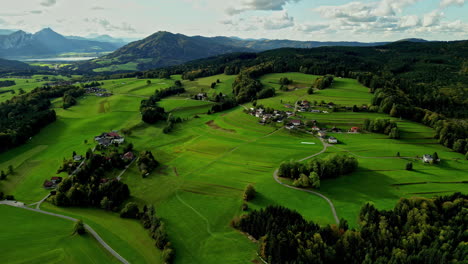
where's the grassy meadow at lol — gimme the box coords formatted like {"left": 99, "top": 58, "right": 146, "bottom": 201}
{"left": 0, "top": 75, "right": 72, "bottom": 102}
{"left": 0, "top": 205, "right": 119, "bottom": 264}
{"left": 0, "top": 72, "right": 466, "bottom": 263}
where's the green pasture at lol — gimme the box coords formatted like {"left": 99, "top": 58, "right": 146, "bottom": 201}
{"left": 0, "top": 72, "right": 467, "bottom": 263}
{"left": 0, "top": 75, "right": 71, "bottom": 102}
{"left": 0, "top": 205, "right": 118, "bottom": 264}
{"left": 257, "top": 72, "right": 372, "bottom": 109}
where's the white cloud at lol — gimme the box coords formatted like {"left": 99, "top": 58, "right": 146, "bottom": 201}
{"left": 40, "top": 0, "right": 57, "bottom": 7}
{"left": 226, "top": 0, "right": 301, "bottom": 15}
{"left": 295, "top": 23, "right": 329, "bottom": 32}
{"left": 440, "top": 0, "right": 465, "bottom": 7}
{"left": 423, "top": 10, "right": 443, "bottom": 27}
{"left": 222, "top": 10, "right": 295, "bottom": 31}
{"left": 262, "top": 10, "right": 294, "bottom": 29}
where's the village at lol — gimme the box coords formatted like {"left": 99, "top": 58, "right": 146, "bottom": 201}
{"left": 85, "top": 87, "right": 113, "bottom": 97}
{"left": 246, "top": 101, "right": 364, "bottom": 145}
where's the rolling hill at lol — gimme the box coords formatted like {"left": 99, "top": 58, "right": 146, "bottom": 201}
{"left": 0, "top": 28, "right": 121, "bottom": 58}
{"left": 74, "top": 31, "right": 432, "bottom": 73}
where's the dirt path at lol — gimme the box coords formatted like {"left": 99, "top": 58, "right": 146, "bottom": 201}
{"left": 272, "top": 138, "right": 341, "bottom": 225}
{"left": 117, "top": 158, "right": 136, "bottom": 181}
{"left": 0, "top": 202, "right": 129, "bottom": 264}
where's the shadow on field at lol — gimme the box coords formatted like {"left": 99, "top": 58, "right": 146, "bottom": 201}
{"left": 250, "top": 192, "right": 275, "bottom": 208}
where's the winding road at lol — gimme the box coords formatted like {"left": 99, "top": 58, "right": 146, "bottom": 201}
{"left": 273, "top": 138, "right": 341, "bottom": 225}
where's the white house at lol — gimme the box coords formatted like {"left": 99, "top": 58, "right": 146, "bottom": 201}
{"left": 328, "top": 137, "right": 338, "bottom": 144}
{"left": 423, "top": 154, "right": 433, "bottom": 163}
{"left": 318, "top": 131, "right": 327, "bottom": 138}
{"left": 291, "top": 120, "right": 301, "bottom": 126}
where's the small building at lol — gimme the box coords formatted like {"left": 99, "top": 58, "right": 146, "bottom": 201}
{"left": 331, "top": 126, "right": 340, "bottom": 132}
{"left": 123, "top": 152, "right": 134, "bottom": 161}
{"left": 51, "top": 177, "right": 62, "bottom": 184}
{"left": 328, "top": 137, "right": 338, "bottom": 144}
{"left": 43, "top": 180, "right": 54, "bottom": 189}
{"left": 73, "top": 155, "right": 83, "bottom": 161}
{"left": 350, "top": 127, "right": 359, "bottom": 133}
{"left": 318, "top": 131, "right": 327, "bottom": 138}
{"left": 310, "top": 109, "right": 320, "bottom": 113}
{"left": 291, "top": 120, "right": 301, "bottom": 126}
{"left": 423, "top": 154, "right": 433, "bottom": 163}
{"left": 312, "top": 126, "right": 320, "bottom": 131}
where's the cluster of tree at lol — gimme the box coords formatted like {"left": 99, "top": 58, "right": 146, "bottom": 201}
{"left": 313, "top": 75, "right": 334, "bottom": 89}
{"left": 233, "top": 193, "right": 467, "bottom": 264}
{"left": 140, "top": 83, "right": 185, "bottom": 124}
{"left": 232, "top": 62, "right": 276, "bottom": 103}
{"left": 0, "top": 80, "right": 15, "bottom": 88}
{"left": 63, "top": 88, "right": 85, "bottom": 109}
{"left": 278, "top": 77, "right": 292, "bottom": 85}
{"left": 210, "top": 96, "right": 238, "bottom": 113}
{"left": 0, "top": 192, "right": 14, "bottom": 200}
{"left": 137, "top": 150, "right": 159, "bottom": 177}
{"left": 363, "top": 118, "right": 400, "bottom": 139}
{"left": 278, "top": 154, "right": 358, "bottom": 182}
{"left": 81, "top": 81, "right": 103, "bottom": 88}
{"left": 0, "top": 165, "right": 14, "bottom": 181}
{"left": 0, "top": 84, "right": 81, "bottom": 153}
{"left": 52, "top": 152, "right": 130, "bottom": 208}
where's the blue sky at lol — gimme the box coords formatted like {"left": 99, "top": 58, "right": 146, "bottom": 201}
{"left": 0, "top": 0, "right": 466, "bottom": 41}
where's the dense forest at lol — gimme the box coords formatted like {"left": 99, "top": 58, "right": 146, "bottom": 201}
{"left": 233, "top": 193, "right": 467, "bottom": 264}
{"left": 0, "top": 84, "right": 81, "bottom": 153}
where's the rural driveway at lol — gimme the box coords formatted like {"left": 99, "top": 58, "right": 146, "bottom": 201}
{"left": 272, "top": 138, "right": 341, "bottom": 225}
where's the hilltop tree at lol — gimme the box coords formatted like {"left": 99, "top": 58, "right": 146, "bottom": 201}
{"left": 0, "top": 170, "right": 6, "bottom": 180}
{"left": 433, "top": 152, "right": 439, "bottom": 163}
{"left": 243, "top": 184, "right": 256, "bottom": 201}
{"left": 120, "top": 202, "right": 140, "bottom": 219}
{"left": 406, "top": 162, "right": 413, "bottom": 170}
{"left": 73, "top": 220, "right": 86, "bottom": 235}
{"left": 147, "top": 80, "right": 152, "bottom": 85}
{"left": 307, "top": 87, "right": 314, "bottom": 94}
{"left": 211, "top": 82, "right": 216, "bottom": 88}
{"left": 7, "top": 165, "right": 13, "bottom": 175}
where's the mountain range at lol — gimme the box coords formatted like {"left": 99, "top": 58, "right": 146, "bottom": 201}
{"left": 0, "top": 28, "right": 122, "bottom": 58}
{"left": 75, "top": 31, "right": 429, "bottom": 72}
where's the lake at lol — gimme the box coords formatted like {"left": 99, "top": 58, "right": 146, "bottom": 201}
{"left": 21, "top": 57, "right": 97, "bottom": 62}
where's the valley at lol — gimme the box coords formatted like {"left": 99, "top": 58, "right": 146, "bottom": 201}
{"left": 1, "top": 72, "right": 466, "bottom": 263}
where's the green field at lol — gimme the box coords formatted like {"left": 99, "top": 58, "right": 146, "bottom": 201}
{"left": 0, "top": 75, "right": 72, "bottom": 102}
{"left": 1, "top": 73, "right": 467, "bottom": 263}
{"left": 257, "top": 72, "right": 373, "bottom": 109}
{"left": 0, "top": 205, "right": 118, "bottom": 264}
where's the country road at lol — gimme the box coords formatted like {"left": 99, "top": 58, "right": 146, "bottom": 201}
{"left": 272, "top": 138, "right": 341, "bottom": 225}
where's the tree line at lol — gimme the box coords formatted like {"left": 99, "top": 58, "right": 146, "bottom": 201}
{"left": 233, "top": 193, "right": 467, "bottom": 264}
{"left": 0, "top": 80, "right": 15, "bottom": 88}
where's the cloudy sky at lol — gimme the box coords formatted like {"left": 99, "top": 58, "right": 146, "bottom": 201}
{"left": 0, "top": 0, "right": 467, "bottom": 41}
